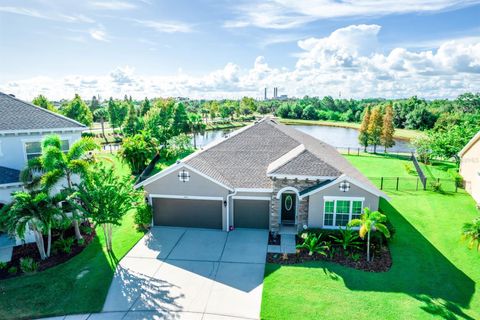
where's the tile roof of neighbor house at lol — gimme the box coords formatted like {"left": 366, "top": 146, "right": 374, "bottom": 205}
{"left": 0, "top": 92, "right": 86, "bottom": 132}
{"left": 183, "top": 118, "right": 380, "bottom": 192}
{"left": 0, "top": 166, "right": 21, "bottom": 185}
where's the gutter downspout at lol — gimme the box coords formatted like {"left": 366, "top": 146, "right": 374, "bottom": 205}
{"left": 226, "top": 189, "right": 238, "bottom": 232}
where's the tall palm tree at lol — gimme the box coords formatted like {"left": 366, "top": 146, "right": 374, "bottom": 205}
{"left": 462, "top": 217, "right": 480, "bottom": 251}
{"left": 94, "top": 107, "right": 109, "bottom": 144}
{"left": 348, "top": 207, "right": 390, "bottom": 262}
{"left": 0, "top": 190, "right": 66, "bottom": 260}
{"left": 21, "top": 135, "right": 98, "bottom": 240}
{"left": 188, "top": 113, "right": 206, "bottom": 149}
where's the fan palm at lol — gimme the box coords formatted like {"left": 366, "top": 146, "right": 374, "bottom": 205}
{"left": 0, "top": 190, "right": 66, "bottom": 259}
{"left": 348, "top": 207, "right": 390, "bottom": 262}
{"left": 462, "top": 217, "right": 480, "bottom": 251}
{"left": 21, "top": 135, "right": 98, "bottom": 240}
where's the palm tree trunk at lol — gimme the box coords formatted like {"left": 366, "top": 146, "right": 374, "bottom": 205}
{"left": 47, "top": 227, "right": 52, "bottom": 257}
{"left": 101, "top": 117, "right": 108, "bottom": 144}
{"left": 33, "top": 227, "right": 47, "bottom": 260}
{"left": 367, "top": 230, "right": 371, "bottom": 262}
{"left": 67, "top": 173, "right": 83, "bottom": 241}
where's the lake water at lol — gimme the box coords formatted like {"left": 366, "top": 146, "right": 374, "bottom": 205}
{"left": 193, "top": 124, "right": 413, "bottom": 152}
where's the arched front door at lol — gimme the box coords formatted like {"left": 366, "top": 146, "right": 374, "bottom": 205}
{"left": 281, "top": 193, "right": 296, "bottom": 224}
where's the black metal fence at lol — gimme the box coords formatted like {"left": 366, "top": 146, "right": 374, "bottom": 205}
{"left": 336, "top": 146, "right": 414, "bottom": 158}
{"left": 411, "top": 153, "right": 427, "bottom": 188}
{"left": 367, "top": 176, "right": 459, "bottom": 193}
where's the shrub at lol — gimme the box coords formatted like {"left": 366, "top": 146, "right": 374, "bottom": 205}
{"left": 80, "top": 224, "right": 93, "bottom": 235}
{"left": 330, "top": 227, "right": 362, "bottom": 253}
{"left": 430, "top": 181, "right": 442, "bottom": 192}
{"left": 296, "top": 233, "right": 329, "bottom": 256}
{"left": 404, "top": 163, "right": 416, "bottom": 175}
{"left": 19, "top": 257, "right": 39, "bottom": 274}
{"left": 0, "top": 261, "right": 7, "bottom": 270}
{"left": 8, "top": 266, "right": 17, "bottom": 275}
{"left": 448, "top": 169, "right": 463, "bottom": 187}
{"left": 134, "top": 203, "right": 153, "bottom": 229}
{"left": 53, "top": 236, "right": 75, "bottom": 254}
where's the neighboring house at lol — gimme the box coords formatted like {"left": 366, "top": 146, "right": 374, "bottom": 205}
{"left": 459, "top": 131, "right": 480, "bottom": 205}
{"left": 136, "top": 118, "right": 388, "bottom": 232}
{"left": 0, "top": 92, "right": 85, "bottom": 210}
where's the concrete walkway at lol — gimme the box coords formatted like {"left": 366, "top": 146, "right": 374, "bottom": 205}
{"left": 45, "top": 227, "right": 268, "bottom": 320}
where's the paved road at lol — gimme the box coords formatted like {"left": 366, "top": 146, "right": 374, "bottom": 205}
{"left": 43, "top": 227, "right": 268, "bottom": 320}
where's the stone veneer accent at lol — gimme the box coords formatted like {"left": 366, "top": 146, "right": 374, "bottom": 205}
{"left": 270, "top": 178, "right": 319, "bottom": 233}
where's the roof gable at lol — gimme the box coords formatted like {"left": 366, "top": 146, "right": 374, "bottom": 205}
{"left": 0, "top": 92, "right": 86, "bottom": 132}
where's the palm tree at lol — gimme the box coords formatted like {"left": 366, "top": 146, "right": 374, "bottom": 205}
{"left": 188, "top": 113, "right": 206, "bottom": 149}
{"left": 21, "top": 135, "right": 98, "bottom": 240}
{"left": 462, "top": 217, "right": 480, "bottom": 251}
{"left": 0, "top": 190, "right": 66, "bottom": 260}
{"left": 348, "top": 207, "right": 390, "bottom": 262}
{"left": 94, "top": 107, "right": 109, "bottom": 144}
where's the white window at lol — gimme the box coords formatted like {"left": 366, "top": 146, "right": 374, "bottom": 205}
{"left": 25, "top": 140, "right": 70, "bottom": 160}
{"left": 323, "top": 197, "right": 364, "bottom": 228}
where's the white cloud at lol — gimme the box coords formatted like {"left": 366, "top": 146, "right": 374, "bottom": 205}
{"left": 0, "top": 6, "right": 95, "bottom": 23}
{"left": 132, "top": 19, "right": 193, "bottom": 33}
{"left": 225, "top": 0, "right": 480, "bottom": 29}
{"left": 89, "top": 26, "right": 109, "bottom": 41}
{"left": 89, "top": 1, "right": 137, "bottom": 10}
{"left": 2, "top": 24, "right": 480, "bottom": 100}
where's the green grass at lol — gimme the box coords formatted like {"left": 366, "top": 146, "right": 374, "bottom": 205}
{"left": 278, "top": 118, "right": 424, "bottom": 141}
{"left": 261, "top": 155, "right": 480, "bottom": 320}
{"left": 0, "top": 155, "right": 145, "bottom": 320}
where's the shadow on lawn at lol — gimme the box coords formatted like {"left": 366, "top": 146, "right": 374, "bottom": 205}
{"left": 266, "top": 199, "right": 475, "bottom": 320}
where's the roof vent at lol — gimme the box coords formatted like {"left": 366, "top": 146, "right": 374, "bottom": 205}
{"left": 9, "top": 94, "right": 15, "bottom": 97}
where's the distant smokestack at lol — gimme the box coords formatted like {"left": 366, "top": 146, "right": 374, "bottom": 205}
{"left": 273, "top": 87, "right": 278, "bottom": 99}
{"left": 264, "top": 88, "right": 267, "bottom": 100}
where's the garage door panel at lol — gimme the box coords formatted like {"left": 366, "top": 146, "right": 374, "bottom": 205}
{"left": 234, "top": 199, "right": 269, "bottom": 229}
{"left": 153, "top": 198, "right": 222, "bottom": 229}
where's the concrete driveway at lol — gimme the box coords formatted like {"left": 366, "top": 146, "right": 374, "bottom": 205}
{"left": 102, "top": 227, "right": 268, "bottom": 320}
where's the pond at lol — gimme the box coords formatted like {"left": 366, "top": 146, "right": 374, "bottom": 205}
{"left": 193, "top": 124, "right": 413, "bottom": 152}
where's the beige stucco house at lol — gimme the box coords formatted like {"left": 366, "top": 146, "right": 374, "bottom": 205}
{"left": 136, "top": 118, "right": 388, "bottom": 233}
{"left": 459, "top": 131, "right": 480, "bottom": 205}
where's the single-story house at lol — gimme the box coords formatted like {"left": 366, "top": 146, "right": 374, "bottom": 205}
{"left": 459, "top": 131, "right": 480, "bottom": 205}
{"left": 136, "top": 118, "right": 388, "bottom": 232}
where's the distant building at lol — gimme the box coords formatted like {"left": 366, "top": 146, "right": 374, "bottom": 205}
{"left": 273, "top": 87, "right": 278, "bottom": 99}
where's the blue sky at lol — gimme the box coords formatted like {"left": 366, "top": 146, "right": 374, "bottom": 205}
{"left": 0, "top": 0, "right": 479, "bottom": 100}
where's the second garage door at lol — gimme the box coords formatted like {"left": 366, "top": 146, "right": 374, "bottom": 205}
{"left": 234, "top": 199, "right": 270, "bottom": 229}
{"left": 153, "top": 198, "right": 222, "bottom": 229}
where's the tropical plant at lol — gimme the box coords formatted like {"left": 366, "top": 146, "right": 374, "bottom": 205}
{"left": 0, "top": 262, "right": 7, "bottom": 270}
{"left": 119, "top": 133, "right": 158, "bottom": 174}
{"left": 296, "top": 232, "right": 329, "bottom": 256}
{"left": 461, "top": 217, "right": 480, "bottom": 251}
{"left": 70, "top": 164, "right": 141, "bottom": 251}
{"left": 19, "top": 257, "right": 39, "bottom": 274}
{"left": 134, "top": 203, "right": 153, "bottom": 230}
{"left": 8, "top": 266, "right": 18, "bottom": 275}
{"left": 53, "top": 236, "right": 75, "bottom": 254}
{"left": 93, "top": 107, "right": 109, "bottom": 143}
{"left": 21, "top": 135, "right": 99, "bottom": 240}
{"left": 0, "top": 190, "right": 67, "bottom": 260}
{"left": 348, "top": 208, "right": 390, "bottom": 262}
{"left": 187, "top": 113, "right": 206, "bottom": 148}
{"left": 329, "top": 227, "right": 362, "bottom": 253}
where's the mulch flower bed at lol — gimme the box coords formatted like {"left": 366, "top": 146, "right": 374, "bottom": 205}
{"left": 0, "top": 222, "right": 95, "bottom": 280}
{"left": 267, "top": 236, "right": 392, "bottom": 272}
{"left": 268, "top": 232, "right": 281, "bottom": 245}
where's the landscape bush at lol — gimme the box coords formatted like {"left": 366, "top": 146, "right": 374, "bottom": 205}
{"left": 134, "top": 203, "right": 153, "bottom": 230}
{"left": 53, "top": 236, "right": 75, "bottom": 254}
{"left": 19, "top": 257, "right": 39, "bottom": 274}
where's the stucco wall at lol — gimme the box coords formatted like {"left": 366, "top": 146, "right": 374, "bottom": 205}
{"left": 460, "top": 142, "right": 480, "bottom": 204}
{"left": 0, "top": 131, "right": 82, "bottom": 170}
{"left": 308, "top": 180, "right": 380, "bottom": 228}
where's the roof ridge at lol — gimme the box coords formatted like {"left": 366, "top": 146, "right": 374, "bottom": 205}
{"left": 0, "top": 92, "right": 86, "bottom": 129}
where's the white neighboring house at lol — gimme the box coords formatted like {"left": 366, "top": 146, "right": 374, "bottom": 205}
{"left": 0, "top": 92, "right": 86, "bottom": 244}
{"left": 459, "top": 131, "right": 480, "bottom": 206}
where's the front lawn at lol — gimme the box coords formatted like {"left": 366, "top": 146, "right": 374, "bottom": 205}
{"left": 0, "top": 155, "right": 145, "bottom": 320}
{"left": 261, "top": 154, "right": 480, "bottom": 319}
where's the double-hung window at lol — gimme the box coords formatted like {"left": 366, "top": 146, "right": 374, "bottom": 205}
{"left": 323, "top": 197, "right": 364, "bottom": 228}
{"left": 25, "top": 140, "right": 70, "bottom": 160}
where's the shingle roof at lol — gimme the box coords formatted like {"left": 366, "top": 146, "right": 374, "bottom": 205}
{"left": 269, "top": 149, "right": 341, "bottom": 177}
{"left": 183, "top": 118, "right": 381, "bottom": 194}
{"left": 0, "top": 166, "right": 21, "bottom": 185}
{"left": 0, "top": 92, "right": 86, "bottom": 132}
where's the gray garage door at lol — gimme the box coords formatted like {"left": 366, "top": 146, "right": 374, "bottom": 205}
{"left": 153, "top": 198, "right": 222, "bottom": 229}
{"left": 234, "top": 199, "right": 270, "bottom": 229}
